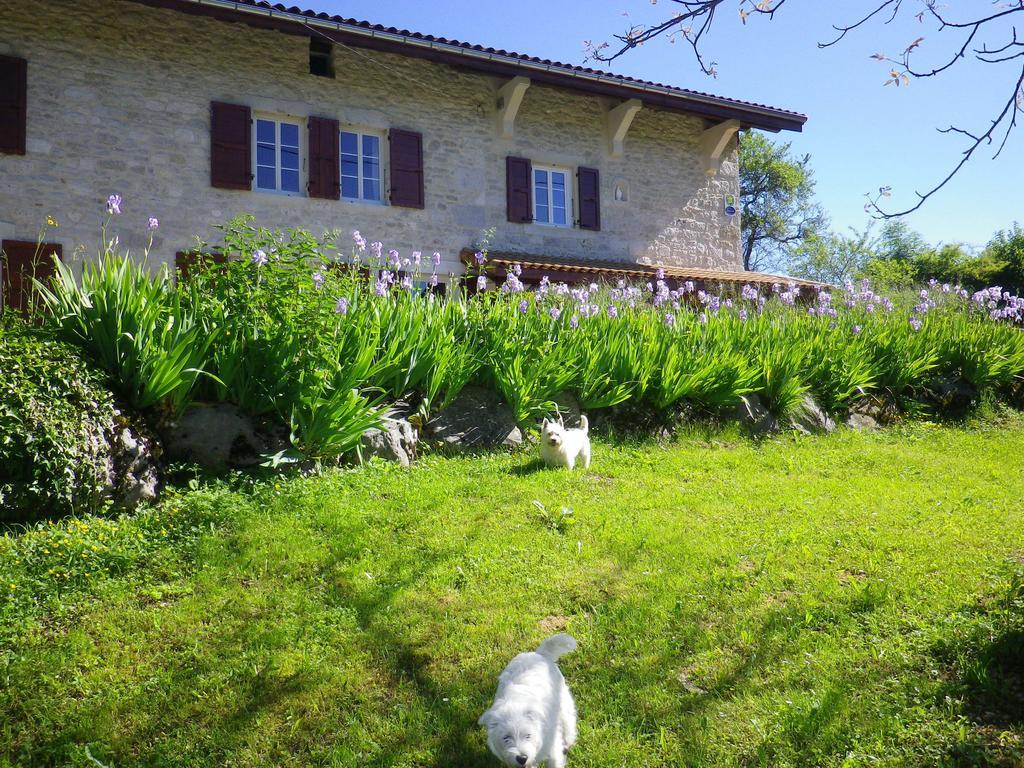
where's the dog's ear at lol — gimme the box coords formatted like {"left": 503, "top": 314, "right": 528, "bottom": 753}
{"left": 478, "top": 708, "right": 497, "bottom": 728}
{"left": 557, "top": 412, "right": 565, "bottom": 426}
{"left": 541, "top": 418, "right": 549, "bottom": 430}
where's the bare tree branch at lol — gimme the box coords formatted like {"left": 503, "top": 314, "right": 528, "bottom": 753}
{"left": 818, "top": 0, "right": 902, "bottom": 49}
{"left": 584, "top": 0, "right": 784, "bottom": 74}
{"left": 590, "top": 1, "right": 1024, "bottom": 219}
{"left": 864, "top": 64, "right": 1024, "bottom": 217}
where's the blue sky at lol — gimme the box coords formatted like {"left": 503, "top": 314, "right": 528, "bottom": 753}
{"left": 314, "top": 0, "right": 1021, "bottom": 249}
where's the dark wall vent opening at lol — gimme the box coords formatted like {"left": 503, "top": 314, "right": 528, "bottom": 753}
{"left": 310, "top": 39, "right": 335, "bottom": 78}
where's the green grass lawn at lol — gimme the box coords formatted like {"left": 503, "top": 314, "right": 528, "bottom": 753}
{"left": 2, "top": 417, "right": 1023, "bottom": 767}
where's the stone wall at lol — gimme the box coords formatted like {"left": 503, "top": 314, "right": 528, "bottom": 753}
{"left": 0, "top": 0, "right": 742, "bottom": 280}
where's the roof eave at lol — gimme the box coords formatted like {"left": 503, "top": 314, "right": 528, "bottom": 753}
{"left": 124, "top": 0, "right": 807, "bottom": 133}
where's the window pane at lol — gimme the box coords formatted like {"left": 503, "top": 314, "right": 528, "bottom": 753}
{"left": 363, "top": 156, "right": 380, "bottom": 181}
{"left": 256, "top": 119, "right": 275, "bottom": 144}
{"left": 341, "top": 176, "right": 359, "bottom": 199}
{"left": 363, "top": 178, "right": 380, "bottom": 201}
{"left": 281, "top": 168, "right": 300, "bottom": 193}
{"left": 340, "top": 131, "right": 358, "bottom": 155}
{"left": 534, "top": 170, "right": 549, "bottom": 223}
{"left": 256, "top": 166, "right": 276, "bottom": 190}
{"left": 280, "top": 145, "right": 299, "bottom": 171}
{"left": 552, "top": 172, "right": 567, "bottom": 225}
{"left": 362, "top": 134, "right": 379, "bottom": 160}
{"left": 280, "top": 122, "right": 299, "bottom": 147}
{"left": 257, "top": 143, "right": 276, "bottom": 167}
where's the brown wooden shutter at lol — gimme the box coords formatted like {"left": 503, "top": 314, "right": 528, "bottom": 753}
{"left": 0, "top": 56, "right": 27, "bottom": 155}
{"left": 210, "top": 101, "right": 251, "bottom": 190}
{"left": 506, "top": 156, "right": 532, "bottom": 223}
{"left": 175, "top": 250, "right": 227, "bottom": 281}
{"left": 1, "top": 240, "right": 60, "bottom": 314}
{"left": 308, "top": 116, "right": 339, "bottom": 200}
{"left": 577, "top": 166, "right": 601, "bottom": 231}
{"left": 389, "top": 129, "right": 424, "bottom": 209}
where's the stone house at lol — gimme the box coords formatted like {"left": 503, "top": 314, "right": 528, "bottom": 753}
{"left": 0, "top": 0, "right": 808, "bottom": 309}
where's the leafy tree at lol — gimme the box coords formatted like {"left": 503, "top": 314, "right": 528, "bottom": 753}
{"left": 981, "top": 223, "right": 1024, "bottom": 292}
{"left": 874, "top": 220, "right": 929, "bottom": 263}
{"left": 788, "top": 225, "right": 876, "bottom": 285}
{"left": 739, "top": 132, "right": 826, "bottom": 272}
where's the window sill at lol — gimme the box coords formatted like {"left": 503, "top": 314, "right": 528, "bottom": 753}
{"left": 254, "top": 187, "right": 306, "bottom": 198}
{"left": 341, "top": 197, "right": 386, "bottom": 206}
{"left": 531, "top": 221, "right": 574, "bottom": 230}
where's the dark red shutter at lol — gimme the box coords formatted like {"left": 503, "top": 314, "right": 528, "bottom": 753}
{"left": 210, "top": 101, "right": 251, "bottom": 190}
{"left": 577, "top": 167, "right": 601, "bottom": 231}
{"left": 0, "top": 56, "right": 27, "bottom": 155}
{"left": 506, "top": 156, "right": 532, "bottom": 223}
{"left": 389, "top": 129, "right": 424, "bottom": 209}
{"left": 175, "top": 250, "right": 228, "bottom": 281}
{"left": 1, "top": 240, "right": 60, "bottom": 314}
{"left": 308, "top": 116, "right": 340, "bottom": 200}
{"left": 326, "top": 262, "right": 371, "bottom": 282}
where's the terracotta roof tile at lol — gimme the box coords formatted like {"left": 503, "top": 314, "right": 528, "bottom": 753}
{"left": 459, "top": 249, "right": 823, "bottom": 287}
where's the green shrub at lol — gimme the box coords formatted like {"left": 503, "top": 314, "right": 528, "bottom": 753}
{"left": 0, "top": 321, "right": 117, "bottom": 521}
{"left": 37, "top": 253, "right": 212, "bottom": 416}
{"left": 479, "top": 297, "right": 578, "bottom": 424}
{"left": 26, "top": 214, "right": 1024, "bottom": 468}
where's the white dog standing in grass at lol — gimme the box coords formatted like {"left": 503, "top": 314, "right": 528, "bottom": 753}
{"left": 479, "top": 634, "right": 578, "bottom": 768}
{"left": 539, "top": 416, "right": 591, "bottom": 470}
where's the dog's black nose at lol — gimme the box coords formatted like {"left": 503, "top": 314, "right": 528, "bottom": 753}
{"left": 515, "top": 756, "right": 527, "bottom": 766}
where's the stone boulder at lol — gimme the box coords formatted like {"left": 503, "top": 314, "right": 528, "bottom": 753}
{"left": 735, "top": 394, "right": 778, "bottom": 436}
{"left": 788, "top": 394, "right": 836, "bottom": 435}
{"left": 425, "top": 386, "right": 523, "bottom": 451}
{"left": 161, "top": 402, "right": 288, "bottom": 471}
{"left": 361, "top": 403, "right": 419, "bottom": 466}
{"left": 845, "top": 397, "right": 898, "bottom": 430}
{"left": 107, "top": 413, "right": 161, "bottom": 507}
{"left": 927, "top": 375, "right": 979, "bottom": 416}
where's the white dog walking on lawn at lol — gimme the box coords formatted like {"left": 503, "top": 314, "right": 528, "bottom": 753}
{"left": 539, "top": 415, "right": 591, "bottom": 470}
{"left": 479, "top": 634, "right": 578, "bottom": 768}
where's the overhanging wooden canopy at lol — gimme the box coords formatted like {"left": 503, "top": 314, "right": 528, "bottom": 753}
{"left": 459, "top": 249, "right": 823, "bottom": 289}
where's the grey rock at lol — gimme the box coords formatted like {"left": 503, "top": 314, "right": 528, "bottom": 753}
{"left": 161, "top": 402, "right": 288, "bottom": 471}
{"left": 788, "top": 394, "right": 836, "bottom": 435}
{"left": 426, "top": 386, "right": 524, "bottom": 450}
{"left": 361, "top": 407, "right": 419, "bottom": 466}
{"left": 846, "top": 397, "right": 896, "bottom": 430}
{"left": 736, "top": 394, "right": 778, "bottom": 436}
{"left": 105, "top": 413, "right": 161, "bottom": 509}
{"left": 846, "top": 410, "right": 880, "bottom": 430}
{"left": 928, "top": 375, "right": 978, "bottom": 415}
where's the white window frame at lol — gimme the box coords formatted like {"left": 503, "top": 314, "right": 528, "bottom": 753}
{"left": 340, "top": 127, "right": 386, "bottom": 205}
{"left": 532, "top": 164, "right": 574, "bottom": 228}
{"left": 252, "top": 113, "right": 306, "bottom": 196}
